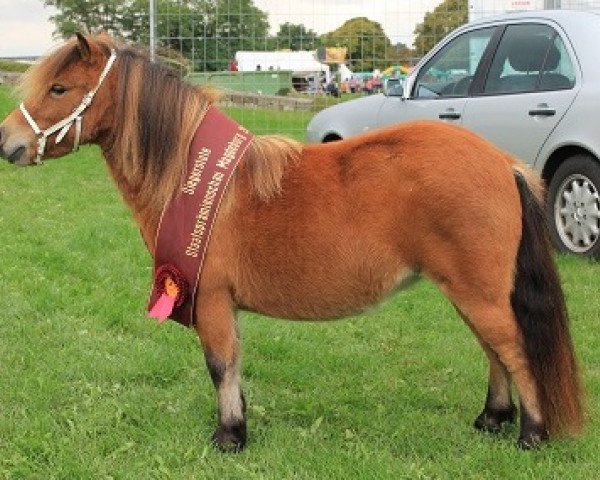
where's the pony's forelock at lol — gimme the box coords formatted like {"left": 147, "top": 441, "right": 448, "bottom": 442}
{"left": 19, "top": 39, "right": 79, "bottom": 100}
{"left": 18, "top": 35, "right": 115, "bottom": 101}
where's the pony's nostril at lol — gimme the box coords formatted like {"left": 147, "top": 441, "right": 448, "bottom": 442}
{"left": 7, "top": 146, "right": 26, "bottom": 164}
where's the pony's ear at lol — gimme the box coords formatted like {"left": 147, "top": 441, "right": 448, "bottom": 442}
{"left": 75, "top": 32, "right": 91, "bottom": 62}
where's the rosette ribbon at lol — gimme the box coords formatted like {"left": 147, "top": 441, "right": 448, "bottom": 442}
{"left": 148, "top": 264, "right": 188, "bottom": 322}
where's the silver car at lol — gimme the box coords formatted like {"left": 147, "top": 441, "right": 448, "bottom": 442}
{"left": 306, "top": 10, "right": 600, "bottom": 259}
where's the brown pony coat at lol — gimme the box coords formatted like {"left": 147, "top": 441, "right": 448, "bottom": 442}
{"left": 225, "top": 124, "right": 520, "bottom": 319}
{"left": 0, "top": 34, "right": 583, "bottom": 450}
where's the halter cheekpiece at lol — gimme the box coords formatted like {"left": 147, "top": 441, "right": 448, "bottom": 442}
{"left": 19, "top": 49, "right": 117, "bottom": 165}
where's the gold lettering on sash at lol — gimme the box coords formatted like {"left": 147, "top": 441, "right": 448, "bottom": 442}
{"left": 184, "top": 127, "right": 249, "bottom": 258}
{"left": 182, "top": 147, "right": 211, "bottom": 195}
{"left": 216, "top": 132, "right": 247, "bottom": 170}
{"left": 185, "top": 171, "right": 225, "bottom": 258}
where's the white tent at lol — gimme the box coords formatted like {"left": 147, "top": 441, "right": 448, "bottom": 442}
{"left": 235, "top": 50, "right": 330, "bottom": 82}
{"left": 339, "top": 64, "right": 353, "bottom": 82}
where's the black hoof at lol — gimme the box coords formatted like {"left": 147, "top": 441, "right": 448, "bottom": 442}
{"left": 517, "top": 417, "right": 549, "bottom": 450}
{"left": 474, "top": 404, "right": 517, "bottom": 433}
{"left": 517, "top": 405, "right": 549, "bottom": 450}
{"left": 517, "top": 430, "right": 549, "bottom": 450}
{"left": 212, "top": 422, "right": 247, "bottom": 453}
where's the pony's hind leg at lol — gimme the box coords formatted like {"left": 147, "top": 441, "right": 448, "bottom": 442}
{"left": 458, "top": 299, "right": 547, "bottom": 447}
{"left": 195, "top": 292, "right": 246, "bottom": 452}
{"left": 456, "top": 308, "right": 517, "bottom": 432}
{"left": 473, "top": 344, "right": 517, "bottom": 433}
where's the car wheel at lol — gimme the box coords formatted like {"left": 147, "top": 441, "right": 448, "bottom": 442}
{"left": 546, "top": 154, "right": 600, "bottom": 259}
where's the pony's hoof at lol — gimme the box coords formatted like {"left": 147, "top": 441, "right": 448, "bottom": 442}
{"left": 517, "top": 426, "right": 549, "bottom": 450}
{"left": 473, "top": 405, "right": 517, "bottom": 433}
{"left": 517, "top": 432, "right": 547, "bottom": 450}
{"left": 212, "top": 422, "right": 247, "bottom": 453}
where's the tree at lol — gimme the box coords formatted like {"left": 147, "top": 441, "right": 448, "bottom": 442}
{"left": 321, "top": 17, "right": 398, "bottom": 71}
{"left": 44, "top": 0, "right": 124, "bottom": 38}
{"left": 42, "top": 0, "right": 270, "bottom": 71}
{"left": 272, "top": 22, "right": 321, "bottom": 51}
{"left": 413, "top": 0, "right": 468, "bottom": 56}
{"left": 393, "top": 41, "right": 418, "bottom": 68}
{"left": 208, "top": 0, "right": 270, "bottom": 69}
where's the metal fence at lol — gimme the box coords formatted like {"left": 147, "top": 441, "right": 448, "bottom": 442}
{"left": 147, "top": 0, "right": 600, "bottom": 138}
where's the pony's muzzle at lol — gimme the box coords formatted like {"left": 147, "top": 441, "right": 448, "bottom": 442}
{"left": 0, "top": 122, "right": 36, "bottom": 166}
{"left": 5, "top": 146, "right": 26, "bottom": 164}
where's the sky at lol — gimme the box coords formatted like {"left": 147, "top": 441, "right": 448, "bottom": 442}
{"left": 0, "top": 0, "right": 448, "bottom": 57}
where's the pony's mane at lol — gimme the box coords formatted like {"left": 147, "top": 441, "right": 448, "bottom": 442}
{"left": 20, "top": 35, "right": 302, "bottom": 223}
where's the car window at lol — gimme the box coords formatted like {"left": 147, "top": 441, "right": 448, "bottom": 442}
{"left": 413, "top": 27, "right": 495, "bottom": 99}
{"left": 484, "top": 24, "right": 575, "bottom": 94}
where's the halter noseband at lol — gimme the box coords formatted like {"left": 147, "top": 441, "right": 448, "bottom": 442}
{"left": 19, "top": 49, "right": 117, "bottom": 165}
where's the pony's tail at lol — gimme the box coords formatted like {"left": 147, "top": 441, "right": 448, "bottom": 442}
{"left": 511, "top": 171, "right": 584, "bottom": 436}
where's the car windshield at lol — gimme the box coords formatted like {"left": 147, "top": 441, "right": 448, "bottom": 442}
{"left": 413, "top": 27, "right": 495, "bottom": 98}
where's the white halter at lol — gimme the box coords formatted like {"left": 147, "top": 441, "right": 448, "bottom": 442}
{"left": 19, "top": 49, "right": 117, "bottom": 165}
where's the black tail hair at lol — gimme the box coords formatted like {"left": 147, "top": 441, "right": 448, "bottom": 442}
{"left": 510, "top": 172, "right": 583, "bottom": 435}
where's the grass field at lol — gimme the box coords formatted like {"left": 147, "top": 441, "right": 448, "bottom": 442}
{"left": 0, "top": 60, "right": 30, "bottom": 73}
{"left": 1, "top": 84, "right": 600, "bottom": 479}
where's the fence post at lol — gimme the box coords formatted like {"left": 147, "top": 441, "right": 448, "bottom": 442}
{"left": 149, "top": 0, "right": 157, "bottom": 62}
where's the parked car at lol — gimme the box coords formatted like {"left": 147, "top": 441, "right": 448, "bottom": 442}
{"left": 306, "top": 10, "right": 600, "bottom": 259}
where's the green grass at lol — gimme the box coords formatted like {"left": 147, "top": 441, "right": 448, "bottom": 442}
{"left": 225, "top": 106, "right": 310, "bottom": 141}
{"left": 222, "top": 93, "right": 363, "bottom": 141}
{"left": 1, "top": 85, "right": 600, "bottom": 478}
{"left": 222, "top": 92, "right": 365, "bottom": 140}
{"left": 0, "top": 60, "right": 30, "bottom": 73}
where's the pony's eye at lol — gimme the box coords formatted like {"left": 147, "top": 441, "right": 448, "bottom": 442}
{"left": 49, "top": 84, "right": 67, "bottom": 96}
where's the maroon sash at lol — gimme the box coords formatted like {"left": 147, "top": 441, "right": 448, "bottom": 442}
{"left": 147, "top": 106, "right": 253, "bottom": 326}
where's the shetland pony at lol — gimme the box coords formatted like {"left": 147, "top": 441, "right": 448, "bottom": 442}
{"left": 0, "top": 34, "right": 583, "bottom": 451}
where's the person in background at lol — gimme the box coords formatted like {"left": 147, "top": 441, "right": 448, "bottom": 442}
{"left": 349, "top": 76, "right": 357, "bottom": 93}
{"left": 326, "top": 80, "right": 340, "bottom": 98}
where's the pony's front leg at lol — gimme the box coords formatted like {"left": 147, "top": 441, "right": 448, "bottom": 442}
{"left": 195, "top": 292, "right": 246, "bottom": 452}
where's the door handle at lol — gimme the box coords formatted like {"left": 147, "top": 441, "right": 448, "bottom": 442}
{"left": 528, "top": 107, "right": 556, "bottom": 117}
{"left": 439, "top": 112, "right": 461, "bottom": 120}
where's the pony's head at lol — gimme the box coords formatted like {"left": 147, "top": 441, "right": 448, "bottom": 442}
{"left": 0, "top": 33, "right": 117, "bottom": 165}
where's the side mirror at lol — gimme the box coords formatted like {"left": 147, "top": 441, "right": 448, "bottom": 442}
{"left": 383, "top": 78, "right": 404, "bottom": 97}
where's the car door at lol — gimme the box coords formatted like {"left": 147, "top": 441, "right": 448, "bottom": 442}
{"left": 461, "top": 22, "right": 580, "bottom": 165}
{"left": 377, "top": 26, "right": 497, "bottom": 126}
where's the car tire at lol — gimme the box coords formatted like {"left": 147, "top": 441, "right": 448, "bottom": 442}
{"left": 546, "top": 154, "right": 600, "bottom": 259}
